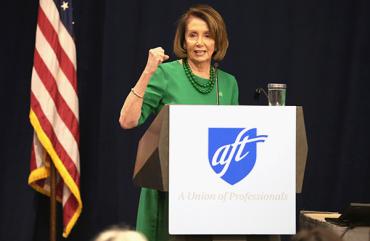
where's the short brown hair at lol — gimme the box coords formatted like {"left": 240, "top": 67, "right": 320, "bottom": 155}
{"left": 173, "top": 4, "right": 229, "bottom": 61}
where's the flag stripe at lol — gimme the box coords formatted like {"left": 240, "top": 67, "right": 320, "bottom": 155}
{"left": 39, "top": 0, "right": 76, "bottom": 69}
{"left": 63, "top": 193, "right": 79, "bottom": 232}
{"left": 30, "top": 140, "right": 37, "bottom": 171}
{"left": 33, "top": 134, "right": 47, "bottom": 168}
{"left": 35, "top": 25, "right": 79, "bottom": 119}
{"left": 33, "top": 49, "right": 79, "bottom": 142}
{"left": 37, "top": 5, "right": 77, "bottom": 91}
{"left": 31, "top": 69, "right": 80, "bottom": 172}
{"left": 57, "top": 179, "right": 64, "bottom": 200}
{"left": 30, "top": 92, "right": 80, "bottom": 184}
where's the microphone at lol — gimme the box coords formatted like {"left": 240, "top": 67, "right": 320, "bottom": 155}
{"left": 254, "top": 87, "right": 268, "bottom": 102}
{"left": 214, "top": 62, "right": 219, "bottom": 105}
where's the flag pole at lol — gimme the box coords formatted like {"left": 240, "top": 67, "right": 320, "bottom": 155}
{"left": 49, "top": 155, "right": 57, "bottom": 241}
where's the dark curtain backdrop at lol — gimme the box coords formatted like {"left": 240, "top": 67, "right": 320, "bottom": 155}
{"left": 1, "top": 0, "right": 369, "bottom": 241}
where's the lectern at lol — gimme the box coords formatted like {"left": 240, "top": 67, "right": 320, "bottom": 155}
{"left": 133, "top": 105, "right": 308, "bottom": 241}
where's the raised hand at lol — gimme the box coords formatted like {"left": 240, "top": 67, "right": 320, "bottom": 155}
{"left": 144, "top": 47, "right": 170, "bottom": 74}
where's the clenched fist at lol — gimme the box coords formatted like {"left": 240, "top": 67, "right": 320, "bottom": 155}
{"left": 144, "top": 47, "right": 170, "bottom": 74}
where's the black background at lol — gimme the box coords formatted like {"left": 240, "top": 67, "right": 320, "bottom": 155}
{"left": 1, "top": 0, "right": 369, "bottom": 241}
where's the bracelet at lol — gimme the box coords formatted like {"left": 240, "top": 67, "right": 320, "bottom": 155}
{"left": 131, "top": 88, "right": 144, "bottom": 99}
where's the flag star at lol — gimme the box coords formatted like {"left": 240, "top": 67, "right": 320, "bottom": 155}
{"left": 61, "top": 1, "right": 69, "bottom": 11}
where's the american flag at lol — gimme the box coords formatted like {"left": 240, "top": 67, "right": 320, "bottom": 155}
{"left": 28, "top": 0, "right": 81, "bottom": 237}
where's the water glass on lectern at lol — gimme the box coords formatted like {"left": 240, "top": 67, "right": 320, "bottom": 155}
{"left": 268, "top": 83, "right": 286, "bottom": 106}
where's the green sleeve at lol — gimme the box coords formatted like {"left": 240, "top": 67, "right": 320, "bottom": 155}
{"left": 138, "top": 66, "right": 168, "bottom": 125}
{"left": 232, "top": 77, "right": 239, "bottom": 105}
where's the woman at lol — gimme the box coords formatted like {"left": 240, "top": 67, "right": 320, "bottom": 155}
{"left": 119, "top": 4, "right": 239, "bottom": 241}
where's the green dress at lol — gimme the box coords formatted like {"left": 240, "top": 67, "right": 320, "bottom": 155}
{"left": 136, "top": 60, "right": 239, "bottom": 241}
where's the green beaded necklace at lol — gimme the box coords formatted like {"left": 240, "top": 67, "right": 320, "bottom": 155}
{"left": 183, "top": 58, "right": 216, "bottom": 94}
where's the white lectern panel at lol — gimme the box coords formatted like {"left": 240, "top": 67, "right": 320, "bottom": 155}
{"left": 169, "top": 105, "right": 296, "bottom": 235}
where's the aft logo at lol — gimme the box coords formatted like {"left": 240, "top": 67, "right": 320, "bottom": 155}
{"left": 208, "top": 128, "right": 268, "bottom": 185}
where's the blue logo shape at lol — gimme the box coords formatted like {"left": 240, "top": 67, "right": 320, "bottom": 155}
{"left": 208, "top": 128, "right": 268, "bottom": 185}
